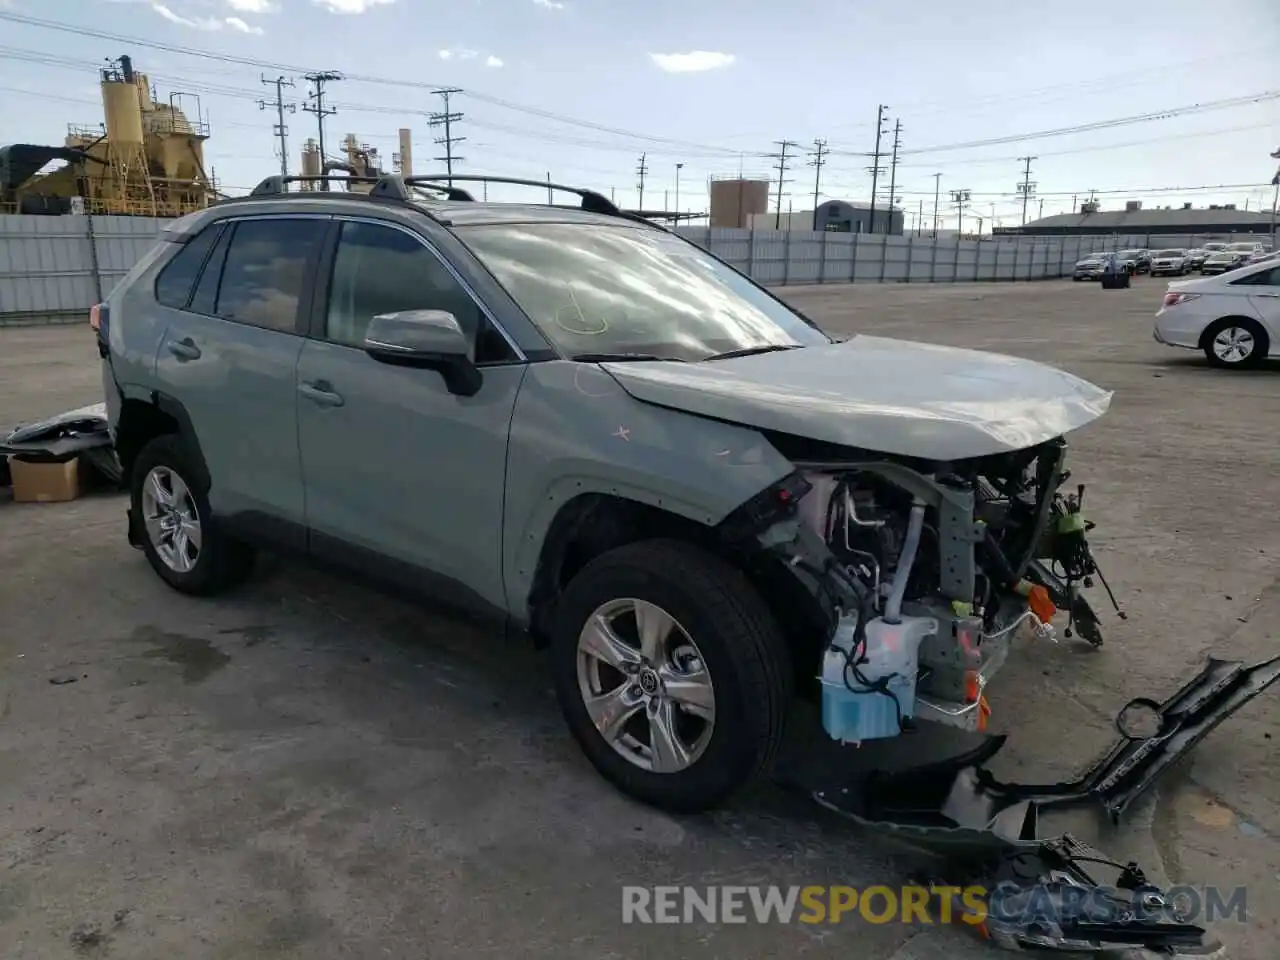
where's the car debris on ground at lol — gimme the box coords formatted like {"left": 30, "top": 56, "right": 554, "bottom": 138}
{"left": 1, "top": 401, "right": 122, "bottom": 501}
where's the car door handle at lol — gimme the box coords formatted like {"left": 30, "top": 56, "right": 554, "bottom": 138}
{"left": 167, "top": 337, "right": 201, "bottom": 361}
{"left": 1255, "top": 293, "right": 1280, "bottom": 298}
{"left": 298, "top": 381, "right": 344, "bottom": 407}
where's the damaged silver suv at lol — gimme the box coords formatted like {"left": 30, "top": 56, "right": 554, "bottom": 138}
{"left": 97, "top": 173, "right": 1124, "bottom": 815}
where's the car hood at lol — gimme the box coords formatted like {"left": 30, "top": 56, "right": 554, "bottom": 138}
{"left": 599, "top": 335, "right": 1113, "bottom": 461}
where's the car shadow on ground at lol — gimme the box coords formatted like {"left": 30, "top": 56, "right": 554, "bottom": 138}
{"left": 1150, "top": 355, "right": 1280, "bottom": 374}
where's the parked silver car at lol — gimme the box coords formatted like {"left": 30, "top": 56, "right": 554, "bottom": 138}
{"left": 1149, "top": 249, "right": 1189, "bottom": 277}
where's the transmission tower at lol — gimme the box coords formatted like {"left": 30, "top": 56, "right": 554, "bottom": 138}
{"left": 770, "top": 140, "right": 798, "bottom": 228}
{"left": 951, "top": 189, "right": 971, "bottom": 235}
{"left": 257, "top": 75, "right": 296, "bottom": 178}
{"left": 1016, "top": 155, "right": 1038, "bottom": 225}
{"left": 865, "top": 105, "right": 890, "bottom": 234}
{"left": 301, "top": 70, "right": 342, "bottom": 170}
{"left": 429, "top": 88, "right": 465, "bottom": 186}
{"left": 885, "top": 119, "right": 903, "bottom": 233}
{"left": 808, "top": 139, "right": 827, "bottom": 230}
{"left": 635, "top": 153, "right": 649, "bottom": 210}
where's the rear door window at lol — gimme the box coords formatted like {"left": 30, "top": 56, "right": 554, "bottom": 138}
{"left": 213, "top": 218, "right": 325, "bottom": 333}
{"left": 154, "top": 224, "right": 221, "bottom": 309}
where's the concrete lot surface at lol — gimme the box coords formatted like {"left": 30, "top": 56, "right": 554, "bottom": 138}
{"left": 2, "top": 277, "right": 1278, "bottom": 959}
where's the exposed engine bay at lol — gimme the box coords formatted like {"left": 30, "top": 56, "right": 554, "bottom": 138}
{"left": 740, "top": 435, "right": 1124, "bottom": 742}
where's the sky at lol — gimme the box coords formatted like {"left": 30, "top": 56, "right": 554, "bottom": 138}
{"left": 1, "top": 0, "right": 1278, "bottom": 231}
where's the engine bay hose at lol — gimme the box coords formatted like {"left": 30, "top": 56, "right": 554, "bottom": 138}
{"left": 884, "top": 499, "right": 926, "bottom": 624}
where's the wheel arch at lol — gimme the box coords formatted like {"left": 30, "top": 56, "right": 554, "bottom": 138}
{"left": 1198, "top": 314, "right": 1269, "bottom": 353}
{"left": 523, "top": 490, "right": 832, "bottom": 693}
{"left": 114, "top": 390, "right": 209, "bottom": 491}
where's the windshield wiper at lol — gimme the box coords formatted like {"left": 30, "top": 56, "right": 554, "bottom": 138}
{"left": 703, "top": 344, "right": 803, "bottom": 362}
{"left": 570, "top": 352, "right": 683, "bottom": 363}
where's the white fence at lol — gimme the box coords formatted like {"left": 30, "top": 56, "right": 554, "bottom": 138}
{"left": 1, "top": 213, "right": 1273, "bottom": 325}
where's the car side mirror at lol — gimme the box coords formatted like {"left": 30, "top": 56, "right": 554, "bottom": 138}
{"left": 363, "top": 310, "right": 482, "bottom": 397}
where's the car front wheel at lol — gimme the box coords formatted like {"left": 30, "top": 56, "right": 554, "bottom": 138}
{"left": 1202, "top": 317, "right": 1269, "bottom": 370}
{"left": 550, "top": 539, "right": 792, "bottom": 813}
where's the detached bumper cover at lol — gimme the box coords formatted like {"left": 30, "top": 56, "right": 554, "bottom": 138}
{"left": 810, "top": 653, "right": 1280, "bottom": 952}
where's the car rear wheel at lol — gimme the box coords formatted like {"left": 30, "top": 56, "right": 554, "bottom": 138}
{"left": 550, "top": 539, "right": 792, "bottom": 813}
{"left": 1201, "top": 317, "right": 1268, "bottom": 370}
{"left": 131, "top": 435, "right": 255, "bottom": 595}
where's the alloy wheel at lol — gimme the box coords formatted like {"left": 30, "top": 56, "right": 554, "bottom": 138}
{"left": 576, "top": 597, "right": 716, "bottom": 774}
{"left": 1212, "top": 326, "right": 1255, "bottom": 365}
{"left": 140, "top": 465, "right": 202, "bottom": 573}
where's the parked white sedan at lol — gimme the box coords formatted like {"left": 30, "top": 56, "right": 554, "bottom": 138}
{"left": 1153, "top": 258, "right": 1280, "bottom": 368}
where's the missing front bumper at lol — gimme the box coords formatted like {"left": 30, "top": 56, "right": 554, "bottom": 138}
{"left": 807, "top": 652, "right": 1280, "bottom": 952}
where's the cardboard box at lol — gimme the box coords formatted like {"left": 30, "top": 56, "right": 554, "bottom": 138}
{"left": 8, "top": 455, "right": 81, "bottom": 503}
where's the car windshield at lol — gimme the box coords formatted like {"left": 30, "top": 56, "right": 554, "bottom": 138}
{"left": 1204, "top": 243, "right": 1227, "bottom": 250}
{"left": 1154, "top": 250, "right": 1183, "bottom": 257}
{"left": 1087, "top": 252, "right": 1110, "bottom": 258}
{"left": 1227, "top": 243, "right": 1257, "bottom": 252}
{"left": 456, "top": 222, "right": 832, "bottom": 361}
{"left": 1118, "top": 250, "right": 1140, "bottom": 257}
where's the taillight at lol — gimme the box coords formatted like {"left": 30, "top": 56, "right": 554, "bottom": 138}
{"left": 1162, "top": 292, "right": 1200, "bottom": 308}
{"left": 90, "top": 303, "right": 110, "bottom": 358}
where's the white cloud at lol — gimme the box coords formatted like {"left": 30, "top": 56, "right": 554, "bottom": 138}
{"left": 227, "top": 0, "right": 273, "bottom": 11}
{"left": 152, "top": 3, "right": 224, "bottom": 30}
{"left": 485, "top": 55, "right": 503, "bottom": 68}
{"left": 225, "top": 15, "right": 264, "bottom": 32}
{"left": 532, "top": 0, "right": 564, "bottom": 9}
{"left": 438, "top": 47, "right": 479, "bottom": 61}
{"left": 313, "top": 0, "right": 393, "bottom": 13}
{"left": 148, "top": 3, "right": 265, "bottom": 32}
{"left": 649, "top": 51, "right": 735, "bottom": 73}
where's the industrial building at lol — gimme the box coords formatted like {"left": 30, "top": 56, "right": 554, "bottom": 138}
{"left": 0, "top": 55, "right": 216, "bottom": 216}
{"left": 994, "top": 201, "right": 1277, "bottom": 238}
{"left": 710, "top": 179, "right": 904, "bottom": 234}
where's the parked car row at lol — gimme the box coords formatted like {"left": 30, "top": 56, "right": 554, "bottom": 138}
{"left": 1077, "top": 241, "right": 1272, "bottom": 281}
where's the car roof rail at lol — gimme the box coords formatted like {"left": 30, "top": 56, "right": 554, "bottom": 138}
{"left": 403, "top": 175, "right": 622, "bottom": 217}
{"left": 249, "top": 174, "right": 384, "bottom": 196}
{"left": 370, "top": 174, "right": 474, "bottom": 202}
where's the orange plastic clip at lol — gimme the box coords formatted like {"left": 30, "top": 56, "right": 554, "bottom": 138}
{"left": 1026, "top": 584, "right": 1057, "bottom": 625}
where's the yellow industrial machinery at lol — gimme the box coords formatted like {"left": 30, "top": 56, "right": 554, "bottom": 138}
{"left": 294, "top": 133, "right": 386, "bottom": 193}
{"left": 0, "top": 55, "right": 217, "bottom": 216}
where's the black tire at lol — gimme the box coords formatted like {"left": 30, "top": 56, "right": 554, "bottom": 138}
{"left": 1200, "top": 317, "right": 1269, "bottom": 370}
{"left": 550, "top": 539, "right": 793, "bottom": 813}
{"left": 130, "top": 434, "right": 255, "bottom": 595}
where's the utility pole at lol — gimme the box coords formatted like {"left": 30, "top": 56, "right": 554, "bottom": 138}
{"left": 1269, "top": 146, "right": 1279, "bottom": 245}
{"left": 1016, "top": 155, "right": 1038, "bottom": 225}
{"left": 635, "top": 153, "right": 649, "bottom": 211}
{"left": 931, "top": 172, "right": 942, "bottom": 238}
{"left": 916, "top": 198, "right": 923, "bottom": 237}
{"left": 770, "top": 140, "right": 798, "bottom": 229}
{"left": 301, "top": 71, "right": 341, "bottom": 167}
{"left": 865, "top": 105, "right": 890, "bottom": 235}
{"left": 808, "top": 138, "right": 827, "bottom": 230}
{"left": 951, "top": 189, "right": 971, "bottom": 236}
{"left": 1038, "top": 198, "right": 1045, "bottom": 219}
{"left": 674, "top": 162, "right": 684, "bottom": 218}
{"left": 885, "top": 119, "right": 903, "bottom": 235}
{"left": 257, "top": 75, "right": 296, "bottom": 178}
{"left": 428, "top": 87, "right": 465, "bottom": 186}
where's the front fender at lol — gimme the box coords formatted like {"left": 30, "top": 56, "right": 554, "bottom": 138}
{"left": 501, "top": 361, "right": 795, "bottom": 616}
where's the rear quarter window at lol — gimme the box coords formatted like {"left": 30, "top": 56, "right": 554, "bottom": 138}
{"left": 153, "top": 224, "right": 222, "bottom": 310}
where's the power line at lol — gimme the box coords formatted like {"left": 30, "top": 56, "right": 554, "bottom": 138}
{"left": 769, "top": 140, "right": 798, "bottom": 228}
{"left": 257, "top": 74, "right": 296, "bottom": 178}
{"left": 808, "top": 139, "right": 827, "bottom": 230}
{"left": 866, "top": 106, "right": 889, "bottom": 235}
{"left": 0, "top": 12, "right": 751, "bottom": 158}
{"left": 428, "top": 87, "right": 465, "bottom": 185}
{"left": 301, "top": 70, "right": 341, "bottom": 164}
{"left": 889, "top": 90, "right": 1280, "bottom": 156}
{"left": 1016, "top": 155, "right": 1037, "bottom": 225}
